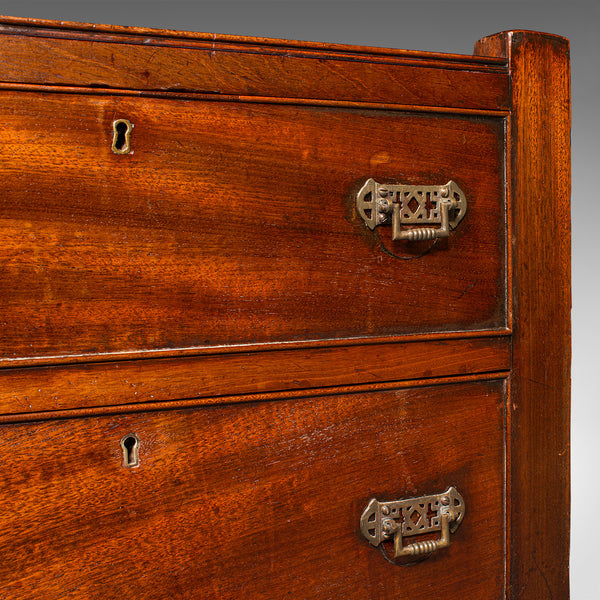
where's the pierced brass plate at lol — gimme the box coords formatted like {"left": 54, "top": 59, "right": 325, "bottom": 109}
{"left": 360, "top": 486, "right": 465, "bottom": 560}
{"left": 356, "top": 179, "right": 467, "bottom": 241}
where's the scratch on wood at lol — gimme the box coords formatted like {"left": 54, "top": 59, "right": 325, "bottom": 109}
{"left": 458, "top": 279, "right": 478, "bottom": 299}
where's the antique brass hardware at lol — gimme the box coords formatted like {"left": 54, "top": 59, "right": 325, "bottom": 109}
{"left": 360, "top": 486, "right": 465, "bottom": 560}
{"left": 112, "top": 119, "right": 133, "bottom": 154}
{"left": 120, "top": 433, "right": 140, "bottom": 467}
{"left": 356, "top": 179, "right": 467, "bottom": 241}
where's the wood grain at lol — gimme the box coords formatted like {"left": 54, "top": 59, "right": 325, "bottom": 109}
{"left": 0, "top": 14, "right": 506, "bottom": 64}
{"left": 0, "top": 92, "right": 507, "bottom": 362}
{"left": 0, "top": 82, "right": 510, "bottom": 117}
{"left": 0, "top": 33, "right": 508, "bottom": 110}
{"left": 0, "top": 372, "right": 511, "bottom": 425}
{"left": 0, "top": 19, "right": 571, "bottom": 600}
{"left": 0, "top": 379, "right": 506, "bottom": 599}
{"left": 0, "top": 20, "right": 509, "bottom": 111}
{"left": 476, "top": 31, "right": 571, "bottom": 600}
{"left": 0, "top": 336, "right": 510, "bottom": 416}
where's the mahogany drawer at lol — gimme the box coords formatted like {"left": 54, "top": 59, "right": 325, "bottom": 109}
{"left": 0, "top": 18, "right": 570, "bottom": 600}
{"left": 0, "top": 379, "right": 505, "bottom": 599}
{"left": 0, "top": 91, "right": 506, "bottom": 364}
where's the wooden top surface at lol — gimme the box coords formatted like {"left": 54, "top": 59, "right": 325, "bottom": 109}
{"left": 0, "top": 14, "right": 506, "bottom": 66}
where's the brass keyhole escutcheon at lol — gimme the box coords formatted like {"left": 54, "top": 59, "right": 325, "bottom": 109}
{"left": 112, "top": 119, "right": 134, "bottom": 154}
{"left": 120, "top": 433, "right": 140, "bottom": 467}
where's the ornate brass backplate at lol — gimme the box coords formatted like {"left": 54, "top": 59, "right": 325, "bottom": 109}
{"left": 360, "top": 486, "right": 465, "bottom": 560}
{"left": 356, "top": 179, "right": 467, "bottom": 241}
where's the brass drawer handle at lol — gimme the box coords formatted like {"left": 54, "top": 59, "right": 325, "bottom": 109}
{"left": 356, "top": 179, "right": 467, "bottom": 241}
{"left": 360, "top": 486, "right": 465, "bottom": 561}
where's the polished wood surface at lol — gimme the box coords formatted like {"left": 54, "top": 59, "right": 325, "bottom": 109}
{"left": 0, "top": 17, "right": 509, "bottom": 110}
{"left": 0, "top": 380, "right": 505, "bottom": 599}
{"left": 0, "top": 18, "right": 571, "bottom": 600}
{"left": 0, "top": 92, "right": 506, "bottom": 363}
{"left": 0, "top": 336, "right": 510, "bottom": 416}
{"left": 0, "top": 14, "right": 506, "bottom": 63}
{"left": 475, "top": 31, "right": 571, "bottom": 600}
{"left": 0, "top": 372, "right": 510, "bottom": 425}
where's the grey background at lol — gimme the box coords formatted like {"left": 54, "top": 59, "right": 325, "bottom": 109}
{"left": 0, "top": 1, "right": 595, "bottom": 597}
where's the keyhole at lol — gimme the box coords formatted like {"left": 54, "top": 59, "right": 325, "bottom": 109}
{"left": 120, "top": 434, "right": 140, "bottom": 467}
{"left": 112, "top": 119, "right": 133, "bottom": 154}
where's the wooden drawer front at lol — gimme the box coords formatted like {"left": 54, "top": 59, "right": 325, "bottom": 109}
{"left": 0, "top": 92, "right": 506, "bottom": 362}
{"left": 0, "top": 31, "right": 510, "bottom": 110}
{"left": 0, "top": 379, "right": 505, "bottom": 599}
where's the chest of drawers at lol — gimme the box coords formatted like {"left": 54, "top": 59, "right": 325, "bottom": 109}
{"left": 0, "top": 17, "right": 570, "bottom": 600}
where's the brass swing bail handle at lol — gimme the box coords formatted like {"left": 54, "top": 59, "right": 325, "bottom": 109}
{"left": 388, "top": 499, "right": 455, "bottom": 558}
{"left": 390, "top": 195, "right": 456, "bottom": 241}
{"left": 360, "top": 486, "right": 465, "bottom": 561}
{"left": 356, "top": 179, "right": 467, "bottom": 241}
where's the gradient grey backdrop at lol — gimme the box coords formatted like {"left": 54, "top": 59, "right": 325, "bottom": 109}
{"left": 0, "top": 1, "right": 594, "bottom": 597}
